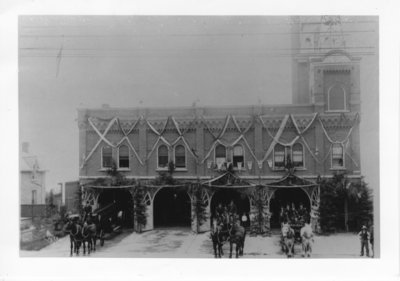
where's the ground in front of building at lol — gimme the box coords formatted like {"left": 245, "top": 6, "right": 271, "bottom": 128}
{"left": 20, "top": 228, "right": 373, "bottom": 258}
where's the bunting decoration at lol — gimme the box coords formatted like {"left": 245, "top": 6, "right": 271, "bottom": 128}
{"left": 80, "top": 112, "right": 359, "bottom": 170}
{"left": 146, "top": 116, "right": 198, "bottom": 161}
{"left": 80, "top": 116, "right": 144, "bottom": 169}
{"left": 201, "top": 115, "right": 258, "bottom": 164}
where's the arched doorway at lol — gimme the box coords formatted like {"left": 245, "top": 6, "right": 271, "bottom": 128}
{"left": 97, "top": 188, "right": 134, "bottom": 228}
{"left": 153, "top": 187, "right": 191, "bottom": 228}
{"left": 269, "top": 188, "right": 311, "bottom": 229}
{"left": 210, "top": 188, "right": 250, "bottom": 219}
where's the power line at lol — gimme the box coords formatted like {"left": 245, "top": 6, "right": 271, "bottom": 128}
{"left": 19, "top": 51, "right": 376, "bottom": 58}
{"left": 19, "top": 29, "right": 376, "bottom": 38}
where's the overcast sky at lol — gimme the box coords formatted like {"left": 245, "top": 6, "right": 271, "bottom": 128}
{"left": 18, "top": 16, "right": 378, "bottom": 193}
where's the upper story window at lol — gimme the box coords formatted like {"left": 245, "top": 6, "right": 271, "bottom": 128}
{"left": 118, "top": 145, "right": 130, "bottom": 169}
{"left": 332, "top": 143, "right": 344, "bottom": 168}
{"left": 328, "top": 84, "right": 346, "bottom": 111}
{"left": 274, "top": 144, "right": 286, "bottom": 169}
{"left": 102, "top": 146, "right": 113, "bottom": 168}
{"left": 174, "top": 145, "right": 186, "bottom": 168}
{"left": 158, "top": 145, "right": 169, "bottom": 168}
{"left": 323, "top": 70, "right": 350, "bottom": 112}
{"left": 215, "top": 144, "right": 227, "bottom": 169}
{"left": 292, "top": 143, "right": 304, "bottom": 168}
{"left": 232, "top": 145, "right": 244, "bottom": 169}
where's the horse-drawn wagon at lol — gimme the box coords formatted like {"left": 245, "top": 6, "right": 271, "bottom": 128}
{"left": 92, "top": 202, "right": 120, "bottom": 246}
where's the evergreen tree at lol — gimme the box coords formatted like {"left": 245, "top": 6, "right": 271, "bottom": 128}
{"left": 319, "top": 174, "right": 373, "bottom": 233}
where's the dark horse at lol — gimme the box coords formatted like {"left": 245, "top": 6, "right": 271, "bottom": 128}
{"left": 210, "top": 217, "right": 229, "bottom": 258}
{"left": 228, "top": 221, "right": 246, "bottom": 258}
{"left": 64, "top": 219, "right": 83, "bottom": 256}
{"left": 82, "top": 219, "right": 97, "bottom": 255}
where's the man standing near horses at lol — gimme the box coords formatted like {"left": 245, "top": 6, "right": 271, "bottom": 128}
{"left": 83, "top": 201, "right": 92, "bottom": 222}
{"left": 215, "top": 203, "right": 224, "bottom": 222}
{"left": 369, "top": 225, "right": 374, "bottom": 258}
{"left": 358, "top": 225, "right": 370, "bottom": 257}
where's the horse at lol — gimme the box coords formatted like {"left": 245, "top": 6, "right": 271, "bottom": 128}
{"left": 228, "top": 221, "right": 246, "bottom": 258}
{"left": 281, "top": 223, "right": 295, "bottom": 258}
{"left": 300, "top": 223, "right": 314, "bottom": 258}
{"left": 210, "top": 217, "right": 229, "bottom": 258}
{"left": 82, "top": 220, "right": 97, "bottom": 255}
{"left": 64, "top": 219, "right": 83, "bottom": 256}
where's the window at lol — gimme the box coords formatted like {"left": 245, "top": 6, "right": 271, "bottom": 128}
{"left": 328, "top": 84, "right": 346, "bottom": 111}
{"left": 274, "top": 144, "right": 285, "bottom": 169}
{"left": 102, "top": 146, "right": 113, "bottom": 168}
{"left": 292, "top": 143, "right": 304, "bottom": 168}
{"left": 332, "top": 144, "right": 344, "bottom": 168}
{"left": 118, "top": 145, "right": 130, "bottom": 169}
{"left": 174, "top": 145, "right": 186, "bottom": 168}
{"left": 158, "top": 145, "right": 169, "bottom": 168}
{"left": 233, "top": 145, "right": 244, "bottom": 168}
{"left": 215, "top": 144, "right": 227, "bottom": 169}
{"left": 32, "top": 190, "right": 37, "bottom": 204}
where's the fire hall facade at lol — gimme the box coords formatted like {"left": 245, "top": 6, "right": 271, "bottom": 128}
{"left": 78, "top": 18, "right": 363, "bottom": 234}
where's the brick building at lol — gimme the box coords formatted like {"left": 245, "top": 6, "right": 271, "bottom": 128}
{"left": 78, "top": 16, "right": 366, "bottom": 234}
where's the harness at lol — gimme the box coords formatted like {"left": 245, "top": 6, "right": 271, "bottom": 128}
{"left": 69, "top": 223, "right": 83, "bottom": 243}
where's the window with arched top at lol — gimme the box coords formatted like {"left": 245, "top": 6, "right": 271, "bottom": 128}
{"left": 233, "top": 145, "right": 244, "bottom": 168}
{"left": 332, "top": 143, "right": 344, "bottom": 168}
{"left": 328, "top": 84, "right": 346, "bottom": 111}
{"left": 215, "top": 144, "right": 227, "bottom": 168}
{"left": 274, "top": 144, "right": 285, "bottom": 169}
{"left": 102, "top": 146, "right": 113, "bottom": 168}
{"left": 118, "top": 145, "right": 129, "bottom": 169}
{"left": 292, "top": 143, "right": 304, "bottom": 168}
{"left": 174, "top": 145, "right": 186, "bottom": 168}
{"left": 158, "top": 145, "right": 169, "bottom": 168}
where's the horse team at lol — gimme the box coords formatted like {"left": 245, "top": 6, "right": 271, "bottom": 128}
{"left": 63, "top": 214, "right": 103, "bottom": 256}
{"left": 62, "top": 201, "right": 313, "bottom": 258}
{"left": 281, "top": 221, "right": 314, "bottom": 258}
{"left": 211, "top": 201, "right": 314, "bottom": 258}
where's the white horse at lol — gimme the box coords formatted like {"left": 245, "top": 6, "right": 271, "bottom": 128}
{"left": 300, "top": 223, "right": 314, "bottom": 257}
{"left": 281, "top": 223, "right": 295, "bottom": 257}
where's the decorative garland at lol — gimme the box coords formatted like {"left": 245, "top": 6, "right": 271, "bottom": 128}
{"left": 81, "top": 112, "right": 360, "bottom": 170}
{"left": 146, "top": 117, "right": 198, "bottom": 161}
{"left": 81, "top": 116, "right": 144, "bottom": 169}
{"left": 201, "top": 115, "right": 258, "bottom": 163}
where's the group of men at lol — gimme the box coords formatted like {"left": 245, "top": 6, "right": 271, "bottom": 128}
{"left": 279, "top": 202, "right": 309, "bottom": 227}
{"left": 213, "top": 200, "right": 249, "bottom": 227}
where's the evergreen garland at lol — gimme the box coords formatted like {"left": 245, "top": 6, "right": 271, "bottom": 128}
{"left": 133, "top": 185, "right": 147, "bottom": 233}
{"left": 192, "top": 184, "right": 208, "bottom": 232}
{"left": 251, "top": 186, "right": 266, "bottom": 235}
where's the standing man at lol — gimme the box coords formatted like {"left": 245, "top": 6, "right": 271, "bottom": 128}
{"left": 358, "top": 225, "right": 370, "bottom": 257}
{"left": 83, "top": 201, "right": 92, "bottom": 222}
{"left": 369, "top": 224, "right": 374, "bottom": 258}
{"left": 228, "top": 200, "right": 237, "bottom": 216}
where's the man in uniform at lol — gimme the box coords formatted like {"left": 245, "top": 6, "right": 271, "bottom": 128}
{"left": 358, "top": 225, "right": 370, "bottom": 257}
{"left": 228, "top": 200, "right": 237, "bottom": 216}
{"left": 298, "top": 203, "right": 307, "bottom": 223}
{"left": 83, "top": 201, "right": 92, "bottom": 222}
{"left": 369, "top": 225, "right": 374, "bottom": 258}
